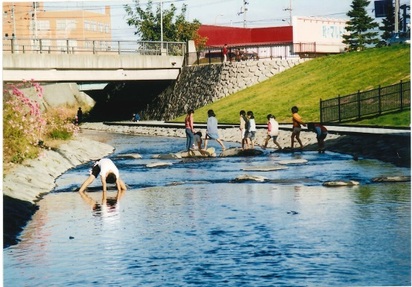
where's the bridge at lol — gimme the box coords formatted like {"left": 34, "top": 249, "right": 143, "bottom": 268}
{"left": 2, "top": 38, "right": 186, "bottom": 82}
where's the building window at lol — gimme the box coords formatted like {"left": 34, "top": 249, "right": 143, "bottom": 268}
{"left": 56, "top": 19, "right": 77, "bottom": 31}
{"left": 37, "top": 20, "right": 50, "bottom": 31}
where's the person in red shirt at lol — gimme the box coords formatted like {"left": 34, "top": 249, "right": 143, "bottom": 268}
{"left": 222, "top": 44, "right": 228, "bottom": 62}
{"left": 185, "top": 109, "right": 195, "bottom": 151}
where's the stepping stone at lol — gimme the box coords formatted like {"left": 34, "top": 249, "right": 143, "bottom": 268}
{"left": 220, "top": 148, "right": 264, "bottom": 157}
{"left": 179, "top": 147, "right": 216, "bottom": 158}
{"left": 278, "top": 159, "right": 308, "bottom": 165}
{"left": 322, "top": 180, "right": 360, "bottom": 187}
{"left": 152, "top": 153, "right": 182, "bottom": 159}
{"left": 146, "top": 162, "right": 173, "bottom": 168}
{"left": 233, "top": 174, "right": 267, "bottom": 182}
{"left": 372, "top": 176, "right": 411, "bottom": 182}
{"left": 241, "top": 166, "right": 288, "bottom": 171}
{"left": 117, "top": 153, "right": 142, "bottom": 159}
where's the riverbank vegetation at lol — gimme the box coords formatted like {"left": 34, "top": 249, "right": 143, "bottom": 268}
{"left": 178, "top": 45, "right": 410, "bottom": 126}
{"left": 3, "top": 81, "right": 83, "bottom": 170}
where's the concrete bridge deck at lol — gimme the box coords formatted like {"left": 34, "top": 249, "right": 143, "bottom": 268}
{"left": 3, "top": 53, "right": 184, "bottom": 82}
{"left": 2, "top": 39, "right": 186, "bottom": 82}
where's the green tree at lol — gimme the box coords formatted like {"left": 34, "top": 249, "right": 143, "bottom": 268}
{"left": 379, "top": 1, "right": 396, "bottom": 42}
{"left": 343, "top": 0, "right": 379, "bottom": 51}
{"left": 124, "top": 0, "right": 207, "bottom": 48}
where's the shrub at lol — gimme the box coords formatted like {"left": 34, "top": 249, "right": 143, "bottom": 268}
{"left": 3, "top": 81, "right": 79, "bottom": 165}
{"left": 3, "top": 81, "right": 46, "bottom": 164}
{"left": 44, "top": 106, "right": 78, "bottom": 140}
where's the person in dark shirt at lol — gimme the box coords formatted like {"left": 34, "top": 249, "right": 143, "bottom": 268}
{"left": 307, "top": 123, "right": 328, "bottom": 153}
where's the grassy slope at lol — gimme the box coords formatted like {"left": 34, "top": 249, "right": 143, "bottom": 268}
{"left": 175, "top": 45, "right": 410, "bottom": 126}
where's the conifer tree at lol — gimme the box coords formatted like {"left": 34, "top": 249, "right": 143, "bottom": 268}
{"left": 379, "top": 1, "right": 396, "bottom": 42}
{"left": 343, "top": 0, "right": 379, "bottom": 51}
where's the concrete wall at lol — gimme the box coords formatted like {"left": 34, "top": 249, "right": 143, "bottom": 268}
{"left": 18, "top": 82, "right": 96, "bottom": 112}
{"left": 144, "top": 59, "right": 308, "bottom": 120}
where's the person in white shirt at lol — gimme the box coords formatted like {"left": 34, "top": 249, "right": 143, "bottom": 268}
{"left": 204, "top": 109, "right": 226, "bottom": 151}
{"left": 78, "top": 158, "right": 127, "bottom": 202}
{"left": 246, "top": 111, "right": 256, "bottom": 149}
{"left": 263, "top": 114, "right": 282, "bottom": 150}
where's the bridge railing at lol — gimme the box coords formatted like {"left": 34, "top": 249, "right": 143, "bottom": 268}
{"left": 320, "top": 80, "right": 410, "bottom": 123}
{"left": 2, "top": 38, "right": 186, "bottom": 56}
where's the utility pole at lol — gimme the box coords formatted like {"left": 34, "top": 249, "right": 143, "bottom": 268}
{"left": 237, "top": 0, "right": 249, "bottom": 28}
{"left": 284, "top": 0, "right": 292, "bottom": 24}
{"left": 11, "top": 2, "right": 16, "bottom": 38}
{"left": 160, "top": 0, "right": 163, "bottom": 44}
{"left": 395, "top": 0, "right": 399, "bottom": 33}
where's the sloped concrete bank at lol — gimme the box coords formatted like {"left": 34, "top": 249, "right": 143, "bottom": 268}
{"left": 3, "top": 137, "right": 114, "bottom": 247}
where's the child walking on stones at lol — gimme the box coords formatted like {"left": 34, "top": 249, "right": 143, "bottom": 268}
{"left": 239, "top": 110, "right": 248, "bottom": 149}
{"left": 204, "top": 109, "right": 226, "bottom": 151}
{"left": 263, "top": 114, "right": 282, "bottom": 150}
{"left": 291, "top": 106, "right": 306, "bottom": 150}
{"left": 246, "top": 111, "right": 256, "bottom": 149}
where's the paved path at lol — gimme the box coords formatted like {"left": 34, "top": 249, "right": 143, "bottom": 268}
{"left": 105, "top": 121, "right": 410, "bottom": 137}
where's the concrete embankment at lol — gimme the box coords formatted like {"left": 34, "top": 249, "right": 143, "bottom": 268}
{"left": 3, "top": 136, "right": 114, "bottom": 247}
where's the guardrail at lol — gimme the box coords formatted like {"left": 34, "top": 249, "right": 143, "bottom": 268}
{"left": 2, "top": 38, "right": 186, "bottom": 56}
{"left": 320, "top": 80, "right": 410, "bottom": 123}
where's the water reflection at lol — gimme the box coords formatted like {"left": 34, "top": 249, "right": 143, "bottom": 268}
{"left": 79, "top": 189, "right": 125, "bottom": 218}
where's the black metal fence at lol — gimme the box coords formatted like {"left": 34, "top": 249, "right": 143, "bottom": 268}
{"left": 320, "top": 81, "right": 410, "bottom": 123}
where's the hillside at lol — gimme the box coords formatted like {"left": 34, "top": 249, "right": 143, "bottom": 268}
{"left": 178, "top": 45, "right": 410, "bottom": 125}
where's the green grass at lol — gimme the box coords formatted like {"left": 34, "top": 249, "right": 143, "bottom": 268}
{"left": 175, "top": 45, "right": 410, "bottom": 126}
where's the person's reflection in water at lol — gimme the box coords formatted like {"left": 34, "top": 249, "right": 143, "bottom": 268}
{"left": 78, "top": 158, "right": 127, "bottom": 216}
{"left": 79, "top": 188, "right": 125, "bottom": 216}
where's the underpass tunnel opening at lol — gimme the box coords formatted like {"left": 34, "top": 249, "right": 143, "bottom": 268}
{"left": 84, "top": 80, "right": 174, "bottom": 122}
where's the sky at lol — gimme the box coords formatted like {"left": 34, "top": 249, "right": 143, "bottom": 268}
{"left": 42, "top": 0, "right": 409, "bottom": 40}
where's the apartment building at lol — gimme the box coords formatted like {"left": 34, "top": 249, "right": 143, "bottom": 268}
{"left": 2, "top": 2, "right": 112, "bottom": 52}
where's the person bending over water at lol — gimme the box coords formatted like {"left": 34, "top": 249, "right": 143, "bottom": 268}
{"left": 78, "top": 158, "right": 127, "bottom": 203}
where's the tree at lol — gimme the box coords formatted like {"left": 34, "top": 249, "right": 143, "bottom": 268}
{"left": 343, "top": 0, "right": 379, "bottom": 51}
{"left": 379, "top": 1, "right": 396, "bottom": 42}
{"left": 124, "top": 0, "right": 207, "bottom": 49}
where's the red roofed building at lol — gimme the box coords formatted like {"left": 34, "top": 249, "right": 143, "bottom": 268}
{"left": 197, "top": 17, "right": 347, "bottom": 59}
{"left": 198, "top": 25, "right": 293, "bottom": 47}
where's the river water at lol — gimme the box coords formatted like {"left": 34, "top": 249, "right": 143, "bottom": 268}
{"left": 4, "top": 131, "right": 411, "bottom": 286}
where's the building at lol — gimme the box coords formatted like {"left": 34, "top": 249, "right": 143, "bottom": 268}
{"left": 2, "top": 2, "right": 112, "bottom": 53}
{"left": 198, "top": 16, "right": 347, "bottom": 59}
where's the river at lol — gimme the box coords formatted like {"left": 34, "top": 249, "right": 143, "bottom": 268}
{"left": 4, "top": 131, "right": 411, "bottom": 286}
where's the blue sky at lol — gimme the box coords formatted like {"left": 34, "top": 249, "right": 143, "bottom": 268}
{"left": 43, "top": 0, "right": 409, "bottom": 40}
